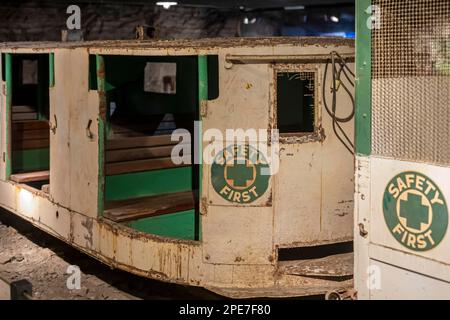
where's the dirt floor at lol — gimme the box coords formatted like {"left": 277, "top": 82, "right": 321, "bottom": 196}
{"left": 0, "top": 208, "right": 222, "bottom": 300}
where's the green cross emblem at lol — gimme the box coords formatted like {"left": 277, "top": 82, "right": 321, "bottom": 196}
{"left": 383, "top": 171, "right": 448, "bottom": 252}
{"left": 211, "top": 145, "right": 270, "bottom": 204}
{"left": 399, "top": 193, "right": 429, "bottom": 231}
{"left": 227, "top": 160, "right": 254, "bottom": 187}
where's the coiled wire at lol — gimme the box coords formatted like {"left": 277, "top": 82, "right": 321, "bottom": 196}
{"left": 323, "top": 51, "right": 355, "bottom": 155}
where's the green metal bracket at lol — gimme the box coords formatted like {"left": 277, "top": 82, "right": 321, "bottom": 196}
{"left": 355, "top": 0, "right": 372, "bottom": 156}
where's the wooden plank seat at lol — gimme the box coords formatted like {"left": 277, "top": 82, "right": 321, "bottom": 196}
{"left": 105, "top": 134, "right": 190, "bottom": 176}
{"left": 10, "top": 170, "right": 50, "bottom": 183}
{"left": 12, "top": 120, "right": 49, "bottom": 151}
{"left": 103, "top": 191, "right": 195, "bottom": 223}
{"left": 12, "top": 106, "right": 39, "bottom": 121}
{"left": 109, "top": 116, "right": 192, "bottom": 138}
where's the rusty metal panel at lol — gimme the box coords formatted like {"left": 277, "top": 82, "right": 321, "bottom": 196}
{"left": 71, "top": 213, "right": 97, "bottom": 251}
{"left": 37, "top": 199, "right": 71, "bottom": 239}
{"left": 274, "top": 143, "right": 322, "bottom": 245}
{"left": 279, "top": 252, "right": 353, "bottom": 278}
{"left": 273, "top": 61, "right": 355, "bottom": 246}
{"left": 202, "top": 206, "right": 273, "bottom": 265}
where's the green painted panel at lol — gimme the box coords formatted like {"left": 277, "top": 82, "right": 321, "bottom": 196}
{"left": 96, "top": 54, "right": 106, "bottom": 215}
{"left": 126, "top": 209, "right": 195, "bottom": 240}
{"left": 12, "top": 148, "right": 49, "bottom": 173}
{"left": 197, "top": 55, "right": 208, "bottom": 241}
{"left": 49, "top": 53, "right": 55, "bottom": 87}
{"left": 355, "top": 0, "right": 372, "bottom": 156}
{"left": 105, "top": 166, "right": 192, "bottom": 201}
{"left": 5, "top": 53, "right": 12, "bottom": 179}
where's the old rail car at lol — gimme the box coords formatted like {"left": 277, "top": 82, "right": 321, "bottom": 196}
{"left": 355, "top": 0, "right": 450, "bottom": 299}
{"left": 0, "top": 38, "right": 355, "bottom": 298}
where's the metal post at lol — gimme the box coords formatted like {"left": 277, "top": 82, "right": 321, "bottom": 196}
{"left": 0, "top": 276, "right": 33, "bottom": 300}
{"left": 197, "top": 55, "right": 208, "bottom": 241}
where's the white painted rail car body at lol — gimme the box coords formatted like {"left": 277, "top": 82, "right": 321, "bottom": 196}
{"left": 0, "top": 37, "right": 354, "bottom": 298}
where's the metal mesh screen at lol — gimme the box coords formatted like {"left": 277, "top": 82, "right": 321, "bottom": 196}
{"left": 371, "top": 0, "right": 450, "bottom": 164}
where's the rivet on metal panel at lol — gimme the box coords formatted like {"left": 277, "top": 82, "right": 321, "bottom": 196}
{"left": 224, "top": 57, "right": 233, "bottom": 69}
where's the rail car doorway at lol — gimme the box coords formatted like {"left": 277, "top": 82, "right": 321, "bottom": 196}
{"left": 94, "top": 54, "right": 217, "bottom": 241}
{"left": 4, "top": 53, "right": 53, "bottom": 192}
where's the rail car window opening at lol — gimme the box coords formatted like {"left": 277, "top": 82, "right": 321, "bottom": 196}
{"left": 276, "top": 71, "right": 316, "bottom": 134}
{"left": 98, "top": 55, "right": 218, "bottom": 241}
{"left": 144, "top": 62, "right": 177, "bottom": 94}
{"left": 7, "top": 53, "right": 52, "bottom": 191}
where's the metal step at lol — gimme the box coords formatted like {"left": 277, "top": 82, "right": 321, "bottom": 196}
{"left": 279, "top": 252, "right": 353, "bottom": 278}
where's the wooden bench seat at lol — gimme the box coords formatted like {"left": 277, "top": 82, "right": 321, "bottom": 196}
{"left": 109, "top": 116, "right": 192, "bottom": 138}
{"left": 12, "top": 105, "right": 40, "bottom": 121}
{"left": 103, "top": 191, "right": 195, "bottom": 223}
{"left": 10, "top": 170, "right": 50, "bottom": 183}
{"left": 105, "top": 134, "right": 190, "bottom": 175}
{"left": 12, "top": 120, "right": 50, "bottom": 151}
{"left": 106, "top": 134, "right": 177, "bottom": 150}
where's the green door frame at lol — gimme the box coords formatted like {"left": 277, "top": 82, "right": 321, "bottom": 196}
{"left": 355, "top": 0, "right": 372, "bottom": 156}
{"left": 4, "top": 52, "right": 54, "bottom": 178}
{"left": 96, "top": 54, "right": 106, "bottom": 216}
{"left": 4, "top": 53, "right": 12, "bottom": 179}
{"left": 197, "top": 55, "right": 208, "bottom": 241}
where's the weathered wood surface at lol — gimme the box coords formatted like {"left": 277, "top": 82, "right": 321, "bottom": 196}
{"left": 105, "top": 157, "right": 187, "bottom": 175}
{"left": 104, "top": 190, "right": 195, "bottom": 222}
{"left": 106, "top": 134, "right": 177, "bottom": 150}
{"left": 10, "top": 170, "right": 50, "bottom": 183}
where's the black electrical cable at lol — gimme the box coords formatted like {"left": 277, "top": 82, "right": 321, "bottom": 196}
{"left": 323, "top": 51, "right": 355, "bottom": 155}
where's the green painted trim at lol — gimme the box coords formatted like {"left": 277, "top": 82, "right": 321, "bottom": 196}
{"left": 198, "top": 55, "right": 208, "bottom": 241}
{"left": 126, "top": 209, "right": 195, "bottom": 240}
{"left": 12, "top": 148, "right": 50, "bottom": 173}
{"left": 4, "top": 53, "right": 12, "bottom": 179}
{"left": 49, "top": 53, "right": 55, "bottom": 87}
{"left": 355, "top": 0, "right": 372, "bottom": 156}
{"left": 105, "top": 167, "right": 193, "bottom": 201}
{"left": 96, "top": 54, "right": 106, "bottom": 216}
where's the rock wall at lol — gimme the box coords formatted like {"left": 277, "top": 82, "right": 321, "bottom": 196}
{"left": 0, "top": 1, "right": 239, "bottom": 41}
